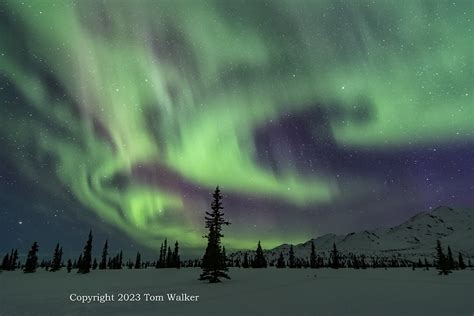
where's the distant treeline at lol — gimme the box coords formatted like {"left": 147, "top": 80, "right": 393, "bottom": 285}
{"left": 0, "top": 235, "right": 469, "bottom": 276}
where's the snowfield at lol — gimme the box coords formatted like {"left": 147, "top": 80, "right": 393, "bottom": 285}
{"left": 0, "top": 268, "right": 472, "bottom": 316}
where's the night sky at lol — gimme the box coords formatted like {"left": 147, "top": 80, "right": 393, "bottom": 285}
{"left": 0, "top": 0, "right": 473, "bottom": 256}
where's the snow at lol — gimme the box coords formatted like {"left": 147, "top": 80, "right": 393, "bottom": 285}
{"left": 0, "top": 268, "right": 473, "bottom": 316}
{"left": 236, "top": 206, "right": 474, "bottom": 262}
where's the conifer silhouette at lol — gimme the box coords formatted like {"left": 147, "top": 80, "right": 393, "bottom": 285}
{"left": 78, "top": 230, "right": 93, "bottom": 274}
{"left": 252, "top": 241, "right": 267, "bottom": 268}
{"left": 276, "top": 252, "right": 286, "bottom": 268}
{"left": 23, "top": 242, "right": 39, "bottom": 273}
{"left": 199, "top": 186, "right": 231, "bottom": 283}
{"left": 99, "top": 240, "right": 108, "bottom": 270}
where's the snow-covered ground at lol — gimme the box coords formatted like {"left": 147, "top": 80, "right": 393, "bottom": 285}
{"left": 0, "top": 268, "right": 472, "bottom": 316}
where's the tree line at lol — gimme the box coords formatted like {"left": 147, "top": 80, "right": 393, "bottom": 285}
{"left": 1, "top": 187, "right": 470, "bottom": 282}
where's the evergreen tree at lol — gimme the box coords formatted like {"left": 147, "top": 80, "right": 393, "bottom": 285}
{"left": 458, "top": 252, "right": 466, "bottom": 270}
{"left": 92, "top": 258, "right": 98, "bottom": 270}
{"left": 331, "top": 243, "right": 340, "bottom": 269}
{"left": 242, "top": 253, "right": 249, "bottom": 268}
{"left": 310, "top": 241, "right": 317, "bottom": 269}
{"left": 23, "top": 242, "right": 39, "bottom": 273}
{"left": 424, "top": 258, "right": 430, "bottom": 271}
{"left": 2, "top": 252, "right": 10, "bottom": 270}
{"left": 78, "top": 230, "right": 93, "bottom": 274}
{"left": 252, "top": 241, "right": 267, "bottom": 268}
{"left": 99, "top": 240, "right": 108, "bottom": 270}
{"left": 135, "top": 251, "right": 141, "bottom": 269}
{"left": 157, "top": 242, "right": 164, "bottom": 268}
{"left": 435, "top": 240, "right": 451, "bottom": 275}
{"left": 447, "top": 246, "right": 455, "bottom": 270}
{"left": 199, "top": 186, "right": 231, "bottom": 283}
{"left": 276, "top": 252, "right": 286, "bottom": 268}
{"left": 66, "top": 259, "right": 72, "bottom": 273}
{"left": 119, "top": 251, "right": 123, "bottom": 269}
{"left": 417, "top": 258, "right": 423, "bottom": 268}
{"left": 50, "top": 243, "right": 63, "bottom": 272}
{"left": 288, "top": 245, "right": 296, "bottom": 268}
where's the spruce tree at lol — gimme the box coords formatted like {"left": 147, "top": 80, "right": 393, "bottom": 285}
{"left": 172, "top": 241, "right": 180, "bottom": 268}
{"left": 252, "top": 241, "right": 267, "bottom": 268}
{"left": 458, "top": 252, "right": 466, "bottom": 270}
{"left": 424, "top": 258, "right": 430, "bottom": 271}
{"left": 2, "top": 253, "right": 10, "bottom": 270}
{"left": 135, "top": 251, "right": 141, "bottom": 269}
{"left": 67, "top": 259, "right": 72, "bottom": 273}
{"left": 276, "top": 252, "right": 286, "bottom": 268}
{"left": 288, "top": 245, "right": 296, "bottom": 268}
{"left": 78, "top": 230, "right": 93, "bottom": 274}
{"left": 199, "top": 186, "right": 231, "bottom": 283}
{"left": 92, "top": 258, "right": 98, "bottom": 270}
{"left": 435, "top": 240, "right": 451, "bottom": 275}
{"left": 23, "top": 242, "right": 39, "bottom": 273}
{"left": 331, "top": 243, "right": 340, "bottom": 269}
{"left": 50, "top": 243, "right": 63, "bottom": 272}
{"left": 157, "top": 242, "right": 164, "bottom": 268}
{"left": 99, "top": 240, "right": 108, "bottom": 270}
{"left": 310, "top": 241, "right": 317, "bottom": 269}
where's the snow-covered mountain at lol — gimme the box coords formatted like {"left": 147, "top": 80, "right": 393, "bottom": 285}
{"left": 231, "top": 206, "right": 473, "bottom": 261}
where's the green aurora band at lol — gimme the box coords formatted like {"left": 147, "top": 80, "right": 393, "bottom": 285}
{"left": 0, "top": 0, "right": 472, "bottom": 249}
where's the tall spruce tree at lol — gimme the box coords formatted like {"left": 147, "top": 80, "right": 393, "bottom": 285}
{"left": 157, "top": 242, "right": 164, "bottom": 268}
{"left": 252, "top": 241, "right": 267, "bottom": 268}
{"left": 331, "top": 243, "right": 340, "bottom": 269}
{"left": 99, "top": 240, "right": 108, "bottom": 270}
{"left": 172, "top": 241, "right": 180, "bottom": 269}
{"left": 66, "top": 259, "right": 72, "bottom": 273}
{"left": 310, "top": 240, "right": 317, "bottom": 269}
{"left": 50, "top": 243, "right": 63, "bottom": 272}
{"left": 78, "top": 230, "right": 93, "bottom": 274}
{"left": 288, "top": 245, "right": 296, "bottom": 268}
{"left": 23, "top": 242, "right": 39, "bottom": 273}
{"left": 199, "top": 186, "right": 231, "bottom": 283}
{"left": 135, "top": 251, "right": 141, "bottom": 269}
{"left": 435, "top": 240, "right": 451, "bottom": 275}
{"left": 276, "top": 252, "right": 286, "bottom": 268}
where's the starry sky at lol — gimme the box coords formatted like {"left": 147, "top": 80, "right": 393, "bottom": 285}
{"left": 0, "top": 0, "right": 473, "bottom": 256}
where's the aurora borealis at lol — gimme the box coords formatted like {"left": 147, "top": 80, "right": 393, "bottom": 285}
{"left": 0, "top": 0, "right": 473, "bottom": 254}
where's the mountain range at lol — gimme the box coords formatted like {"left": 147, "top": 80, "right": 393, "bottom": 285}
{"left": 230, "top": 206, "right": 473, "bottom": 261}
